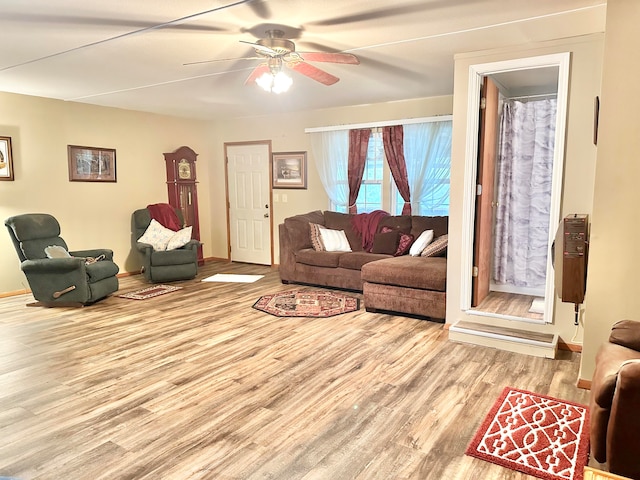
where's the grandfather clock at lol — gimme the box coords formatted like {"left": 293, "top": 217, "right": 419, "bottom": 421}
{"left": 164, "top": 146, "right": 204, "bottom": 265}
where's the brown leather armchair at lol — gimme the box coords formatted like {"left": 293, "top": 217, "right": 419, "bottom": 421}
{"left": 590, "top": 320, "right": 640, "bottom": 479}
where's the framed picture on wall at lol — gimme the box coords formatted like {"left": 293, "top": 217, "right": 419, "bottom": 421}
{"left": 272, "top": 151, "right": 307, "bottom": 189}
{"left": 68, "top": 145, "right": 117, "bottom": 182}
{"left": 0, "top": 136, "right": 14, "bottom": 181}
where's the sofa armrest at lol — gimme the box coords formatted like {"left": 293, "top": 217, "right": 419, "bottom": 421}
{"left": 609, "top": 320, "right": 640, "bottom": 351}
{"left": 21, "top": 257, "right": 85, "bottom": 274}
{"left": 607, "top": 360, "right": 640, "bottom": 478}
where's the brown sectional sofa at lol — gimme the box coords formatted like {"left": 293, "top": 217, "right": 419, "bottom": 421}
{"left": 278, "top": 210, "right": 448, "bottom": 320}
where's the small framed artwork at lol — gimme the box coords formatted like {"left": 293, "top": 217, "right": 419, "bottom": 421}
{"left": 68, "top": 145, "right": 117, "bottom": 182}
{"left": 0, "top": 136, "right": 14, "bottom": 181}
{"left": 272, "top": 151, "right": 307, "bottom": 189}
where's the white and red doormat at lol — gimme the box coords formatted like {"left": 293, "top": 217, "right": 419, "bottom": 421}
{"left": 118, "top": 284, "right": 182, "bottom": 300}
{"left": 466, "top": 387, "right": 590, "bottom": 480}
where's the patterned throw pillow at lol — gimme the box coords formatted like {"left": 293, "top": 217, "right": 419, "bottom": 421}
{"left": 380, "top": 226, "right": 415, "bottom": 256}
{"left": 166, "top": 226, "right": 193, "bottom": 250}
{"left": 138, "top": 219, "right": 176, "bottom": 251}
{"left": 309, "top": 223, "right": 325, "bottom": 251}
{"left": 395, "top": 232, "right": 415, "bottom": 256}
{"left": 421, "top": 234, "right": 448, "bottom": 257}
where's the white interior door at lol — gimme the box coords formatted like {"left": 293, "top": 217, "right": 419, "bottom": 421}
{"left": 226, "top": 142, "right": 272, "bottom": 265}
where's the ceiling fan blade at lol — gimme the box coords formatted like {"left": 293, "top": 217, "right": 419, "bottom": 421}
{"left": 246, "top": 0, "right": 271, "bottom": 19}
{"left": 288, "top": 62, "right": 339, "bottom": 86}
{"left": 245, "top": 64, "right": 269, "bottom": 85}
{"left": 298, "top": 52, "right": 359, "bottom": 65}
{"left": 184, "top": 56, "right": 260, "bottom": 66}
{"left": 239, "top": 40, "right": 278, "bottom": 56}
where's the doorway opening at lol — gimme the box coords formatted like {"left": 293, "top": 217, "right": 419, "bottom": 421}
{"left": 460, "top": 53, "right": 571, "bottom": 324}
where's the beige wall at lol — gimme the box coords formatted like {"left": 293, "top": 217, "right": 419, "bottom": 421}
{"left": 0, "top": 92, "right": 215, "bottom": 293}
{"left": 447, "top": 34, "right": 604, "bottom": 347}
{"left": 0, "top": 91, "right": 452, "bottom": 294}
{"left": 581, "top": 0, "right": 640, "bottom": 380}
{"left": 210, "top": 95, "right": 454, "bottom": 265}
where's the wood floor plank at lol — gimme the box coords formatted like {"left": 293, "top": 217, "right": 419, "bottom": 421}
{"left": 0, "top": 261, "right": 591, "bottom": 479}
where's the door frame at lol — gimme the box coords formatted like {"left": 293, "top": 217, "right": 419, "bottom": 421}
{"left": 459, "top": 52, "right": 571, "bottom": 323}
{"left": 224, "top": 140, "right": 273, "bottom": 265}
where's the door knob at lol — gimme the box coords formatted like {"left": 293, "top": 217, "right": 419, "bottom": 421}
{"left": 264, "top": 213, "right": 270, "bottom": 218}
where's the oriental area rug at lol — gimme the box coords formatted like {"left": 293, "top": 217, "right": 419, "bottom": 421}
{"left": 253, "top": 289, "right": 360, "bottom": 318}
{"left": 118, "top": 284, "right": 182, "bottom": 300}
{"left": 466, "top": 387, "right": 590, "bottom": 480}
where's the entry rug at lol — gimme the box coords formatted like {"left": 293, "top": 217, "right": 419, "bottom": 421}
{"left": 202, "top": 274, "right": 264, "bottom": 283}
{"left": 118, "top": 284, "right": 182, "bottom": 300}
{"left": 253, "top": 289, "right": 360, "bottom": 318}
{"left": 466, "top": 387, "right": 589, "bottom": 480}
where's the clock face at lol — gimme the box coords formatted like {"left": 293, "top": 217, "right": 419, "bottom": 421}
{"left": 178, "top": 159, "right": 192, "bottom": 179}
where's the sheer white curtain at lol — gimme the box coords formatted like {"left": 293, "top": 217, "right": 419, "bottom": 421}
{"left": 310, "top": 130, "right": 350, "bottom": 209}
{"left": 402, "top": 120, "right": 452, "bottom": 215}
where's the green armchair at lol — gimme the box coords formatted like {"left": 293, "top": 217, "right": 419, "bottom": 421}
{"left": 132, "top": 207, "right": 200, "bottom": 283}
{"left": 5, "top": 213, "right": 119, "bottom": 306}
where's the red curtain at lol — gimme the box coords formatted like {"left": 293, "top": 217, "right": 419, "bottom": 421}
{"left": 383, "top": 125, "right": 411, "bottom": 215}
{"left": 348, "top": 129, "right": 371, "bottom": 214}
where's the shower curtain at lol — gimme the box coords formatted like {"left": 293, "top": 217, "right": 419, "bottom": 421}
{"left": 493, "top": 98, "right": 556, "bottom": 289}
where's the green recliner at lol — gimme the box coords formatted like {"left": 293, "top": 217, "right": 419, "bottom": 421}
{"left": 5, "top": 213, "right": 119, "bottom": 306}
{"left": 132, "top": 207, "right": 200, "bottom": 283}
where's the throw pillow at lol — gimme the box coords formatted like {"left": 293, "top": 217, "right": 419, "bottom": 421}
{"left": 372, "top": 230, "right": 400, "bottom": 255}
{"left": 318, "top": 227, "right": 352, "bottom": 252}
{"left": 380, "top": 226, "right": 416, "bottom": 257}
{"left": 421, "top": 234, "right": 448, "bottom": 257}
{"left": 395, "top": 232, "right": 415, "bottom": 256}
{"left": 409, "top": 229, "right": 434, "bottom": 256}
{"left": 138, "top": 219, "right": 175, "bottom": 251}
{"left": 45, "top": 245, "right": 71, "bottom": 258}
{"left": 166, "top": 226, "right": 193, "bottom": 251}
{"left": 309, "top": 223, "right": 325, "bottom": 252}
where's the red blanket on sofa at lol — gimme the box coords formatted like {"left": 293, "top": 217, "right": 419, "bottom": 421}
{"left": 351, "top": 210, "right": 389, "bottom": 252}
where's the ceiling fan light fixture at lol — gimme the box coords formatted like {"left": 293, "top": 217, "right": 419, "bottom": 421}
{"left": 256, "top": 70, "right": 292, "bottom": 94}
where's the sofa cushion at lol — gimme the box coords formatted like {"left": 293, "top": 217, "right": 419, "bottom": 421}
{"left": 296, "top": 248, "right": 342, "bottom": 268}
{"left": 372, "top": 230, "right": 400, "bottom": 254}
{"left": 361, "top": 256, "right": 447, "bottom": 291}
{"left": 379, "top": 215, "right": 412, "bottom": 234}
{"left": 284, "top": 210, "right": 325, "bottom": 251}
{"left": 85, "top": 260, "right": 120, "bottom": 282}
{"left": 411, "top": 216, "right": 448, "bottom": 239}
{"left": 324, "top": 211, "right": 362, "bottom": 251}
{"left": 338, "top": 251, "right": 391, "bottom": 270}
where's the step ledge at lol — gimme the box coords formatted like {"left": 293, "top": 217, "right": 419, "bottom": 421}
{"left": 449, "top": 323, "right": 558, "bottom": 349}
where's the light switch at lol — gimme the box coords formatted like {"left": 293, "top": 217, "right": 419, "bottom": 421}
{"left": 282, "top": 194, "right": 288, "bottom": 203}
{"left": 273, "top": 193, "right": 279, "bottom": 202}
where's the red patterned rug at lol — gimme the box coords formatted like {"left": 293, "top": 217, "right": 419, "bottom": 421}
{"left": 253, "top": 289, "right": 360, "bottom": 318}
{"left": 466, "top": 387, "right": 589, "bottom": 480}
{"left": 118, "top": 284, "right": 182, "bottom": 300}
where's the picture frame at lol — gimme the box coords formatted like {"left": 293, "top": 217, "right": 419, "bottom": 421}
{"left": 0, "top": 136, "right": 14, "bottom": 181}
{"left": 68, "top": 145, "right": 117, "bottom": 182}
{"left": 272, "top": 151, "right": 307, "bottom": 189}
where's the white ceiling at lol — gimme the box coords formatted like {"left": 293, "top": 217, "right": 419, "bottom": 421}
{"left": 0, "top": 0, "right": 606, "bottom": 120}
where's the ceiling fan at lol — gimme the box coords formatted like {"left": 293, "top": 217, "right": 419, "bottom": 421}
{"left": 186, "top": 29, "right": 359, "bottom": 91}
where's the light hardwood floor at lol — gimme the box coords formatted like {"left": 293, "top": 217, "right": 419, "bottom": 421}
{"left": 0, "top": 261, "right": 590, "bottom": 479}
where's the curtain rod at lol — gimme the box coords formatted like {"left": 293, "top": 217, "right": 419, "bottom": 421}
{"left": 508, "top": 93, "right": 557, "bottom": 101}
{"left": 304, "top": 114, "right": 452, "bottom": 133}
